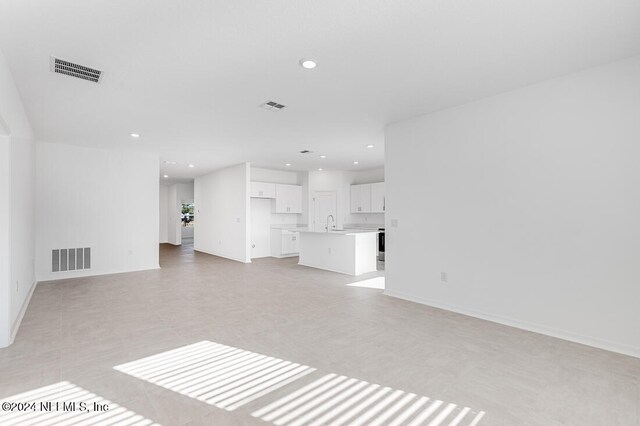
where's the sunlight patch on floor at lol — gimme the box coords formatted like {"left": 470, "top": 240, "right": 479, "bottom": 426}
{"left": 113, "top": 341, "right": 315, "bottom": 411}
{"left": 0, "top": 381, "right": 159, "bottom": 426}
{"left": 347, "top": 276, "right": 385, "bottom": 290}
{"left": 251, "top": 373, "right": 485, "bottom": 426}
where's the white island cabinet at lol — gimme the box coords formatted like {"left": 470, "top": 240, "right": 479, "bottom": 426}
{"left": 297, "top": 230, "right": 378, "bottom": 276}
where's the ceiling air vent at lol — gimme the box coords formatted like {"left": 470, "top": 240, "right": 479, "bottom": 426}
{"left": 50, "top": 56, "right": 103, "bottom": 83}
{"left": 260, "top": 101, "right": 286, "bottom": 111}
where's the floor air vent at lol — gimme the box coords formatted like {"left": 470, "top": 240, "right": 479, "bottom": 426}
{"left": 52, "top": 248, "right": 91, "bottom": 272}
{"left": 50, "top": 56, "right": 103, "bottom": 83}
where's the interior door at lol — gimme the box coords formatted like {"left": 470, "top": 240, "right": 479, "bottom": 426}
{"left": 313, "top": 191, "right": 338, "bottom": 232}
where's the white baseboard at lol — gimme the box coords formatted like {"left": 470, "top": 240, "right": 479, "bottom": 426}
{"left": 37, "top": 265, "right": 161, "bottom": 283}
{"left": 297, "top": 261, "right": 354, "bottom": 276}
{"left": 9, "top": 280, "right": 37, "bottom": 345}
{"left": 272, "top": 253, "right": 299, "bottom": 259}
{"left": 384, "top": 289, "right": 640, "bottom": 359}
{"left": 194, "top": 248, "right": 251, "bottom": 264}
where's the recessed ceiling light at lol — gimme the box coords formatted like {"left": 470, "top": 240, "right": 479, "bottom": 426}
{"left": 163, "top": 175, "right": 168, "bottom": 178}
{"left": 188, "top": 164, "right": 195, "bottom": 168}
{"left": 318, "top": 168, "right": 323, "bottom": 171}
{"left": 353, "top": 161, "right": 359, "bottom": 165}
{"left": 285, "top": 163, "right": 291, "bottom": 167}
{"left": 130, "top": 133, "right": 140, "bottom": 138}
{"left": 319, "top": 155, "right": 326, "bottom": 159}
{"left": 366, "top": 144, "right": 374, "bottom": 148}
{"left": 299, "top": 59, "right": 317, "bottom": 69}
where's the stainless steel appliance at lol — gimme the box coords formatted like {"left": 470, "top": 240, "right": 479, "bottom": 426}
{"left": 378, "top": 228, "right": 385, "bottom": 261}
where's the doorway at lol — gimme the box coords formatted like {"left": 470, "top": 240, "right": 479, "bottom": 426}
{"left": 313, "top": 191, "right": 337, "bottom": 232}
{"left": 181, "top": 203, "right": 194, "bottom": 244}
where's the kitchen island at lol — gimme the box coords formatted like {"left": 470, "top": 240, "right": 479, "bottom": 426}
{"left": 297, "top": 229, "right": 378, "bottom": 276}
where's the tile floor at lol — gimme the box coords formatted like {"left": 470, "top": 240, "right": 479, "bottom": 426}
{"left": 1, "top": 243, "right": 638, "bottom": 425}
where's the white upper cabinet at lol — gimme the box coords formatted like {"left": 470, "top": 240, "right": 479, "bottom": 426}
{"left": 250, "top": 182, "right": 276, "bottom": 198}
{"left": 350, "top": 184, "right": 372, "bottom": 213}
{"left": 370, "top": 182, "right": 385, "bottom": 213}
{"left": 275, "top": 184, "right": 302, "bottom": 213}
{"left": 351, "top": 182, "right": 384, "bottom": 213}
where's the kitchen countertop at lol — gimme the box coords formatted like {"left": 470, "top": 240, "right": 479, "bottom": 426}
{"left": 343, "top": 223, "right": 384, "bottom": 230}
{"left": 297, "top": 228, "right": 379, "bottom": 235}
{"left": 270, "top": 224, "right": 308, "bottom": 230}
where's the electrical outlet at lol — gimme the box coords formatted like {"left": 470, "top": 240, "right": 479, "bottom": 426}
{"left": 440, "top": 272, "right": 448, "bottom": 283}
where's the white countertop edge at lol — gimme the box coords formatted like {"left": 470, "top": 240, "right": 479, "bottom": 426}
{"left": 297, "top": 229, "right": 379, "bottom": 235}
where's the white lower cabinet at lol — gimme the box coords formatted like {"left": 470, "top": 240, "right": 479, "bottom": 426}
{"left": 271, "top": 229, "right": 300, "bottom": 257}
{"left": 281, "top": 233, "right": 299, "bottom": 254}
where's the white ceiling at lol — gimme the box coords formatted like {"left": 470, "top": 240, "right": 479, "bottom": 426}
{"left": 1, "top": 0, "right": 639, "bottom": 182}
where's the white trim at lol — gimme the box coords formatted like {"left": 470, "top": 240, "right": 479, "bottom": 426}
{"left": 8, "top": 280, "right": 37, "bottom": 345}
{"left": 383, "top": 289, "right": 640, "bottom": 359}
{"left": 271, "top": 253, "right": 299, "bottom": 259}
{"left": 194, "top": 248, "right": 251, "bottom": 264}
{"left": 298, "top": 261, "right": 354, "bottom": 276}
{"left": 37, "top": 265, "right": 161, "bottom": 282}
{"left": 0, "top": 114, "right": 10, "bottom": 135}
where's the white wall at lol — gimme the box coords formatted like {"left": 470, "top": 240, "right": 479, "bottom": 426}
{"left": 166, "top": 185, "right": 181, "bottom": 245}
{"left": 350, "top": 167, "right": 384, "bottom": 185}
{"left": 176, "top": 182, "right": 194, "bottom": 203}
{"left": 36, "top": 143, "right": 160, "bottom": 281}
{"left": 159, "top": 184, "right": 169, "bottom": 243}
{"left": 251, "top": 167, "right": 301, "bottom": 185}
{"left": 0, "top": 47, "right": 36, "bottom": 348}
{"left": 195, "top": 163, "right": 251, "bottom": 263}
{"left": 10, "top": 136, "right": 35, "bottom": 329}
{"left": 0, "top": 50, "right": 32, "bottom": 140}
{"left": 385, "top": 56, "right": 640, "bottom": 357}
{"left": 0, "top": 135, "right": 11, "bottom": 347}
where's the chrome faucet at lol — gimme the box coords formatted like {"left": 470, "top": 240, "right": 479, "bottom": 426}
{"left": 326, "top": 215, "right": 335, "bottom": 232}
